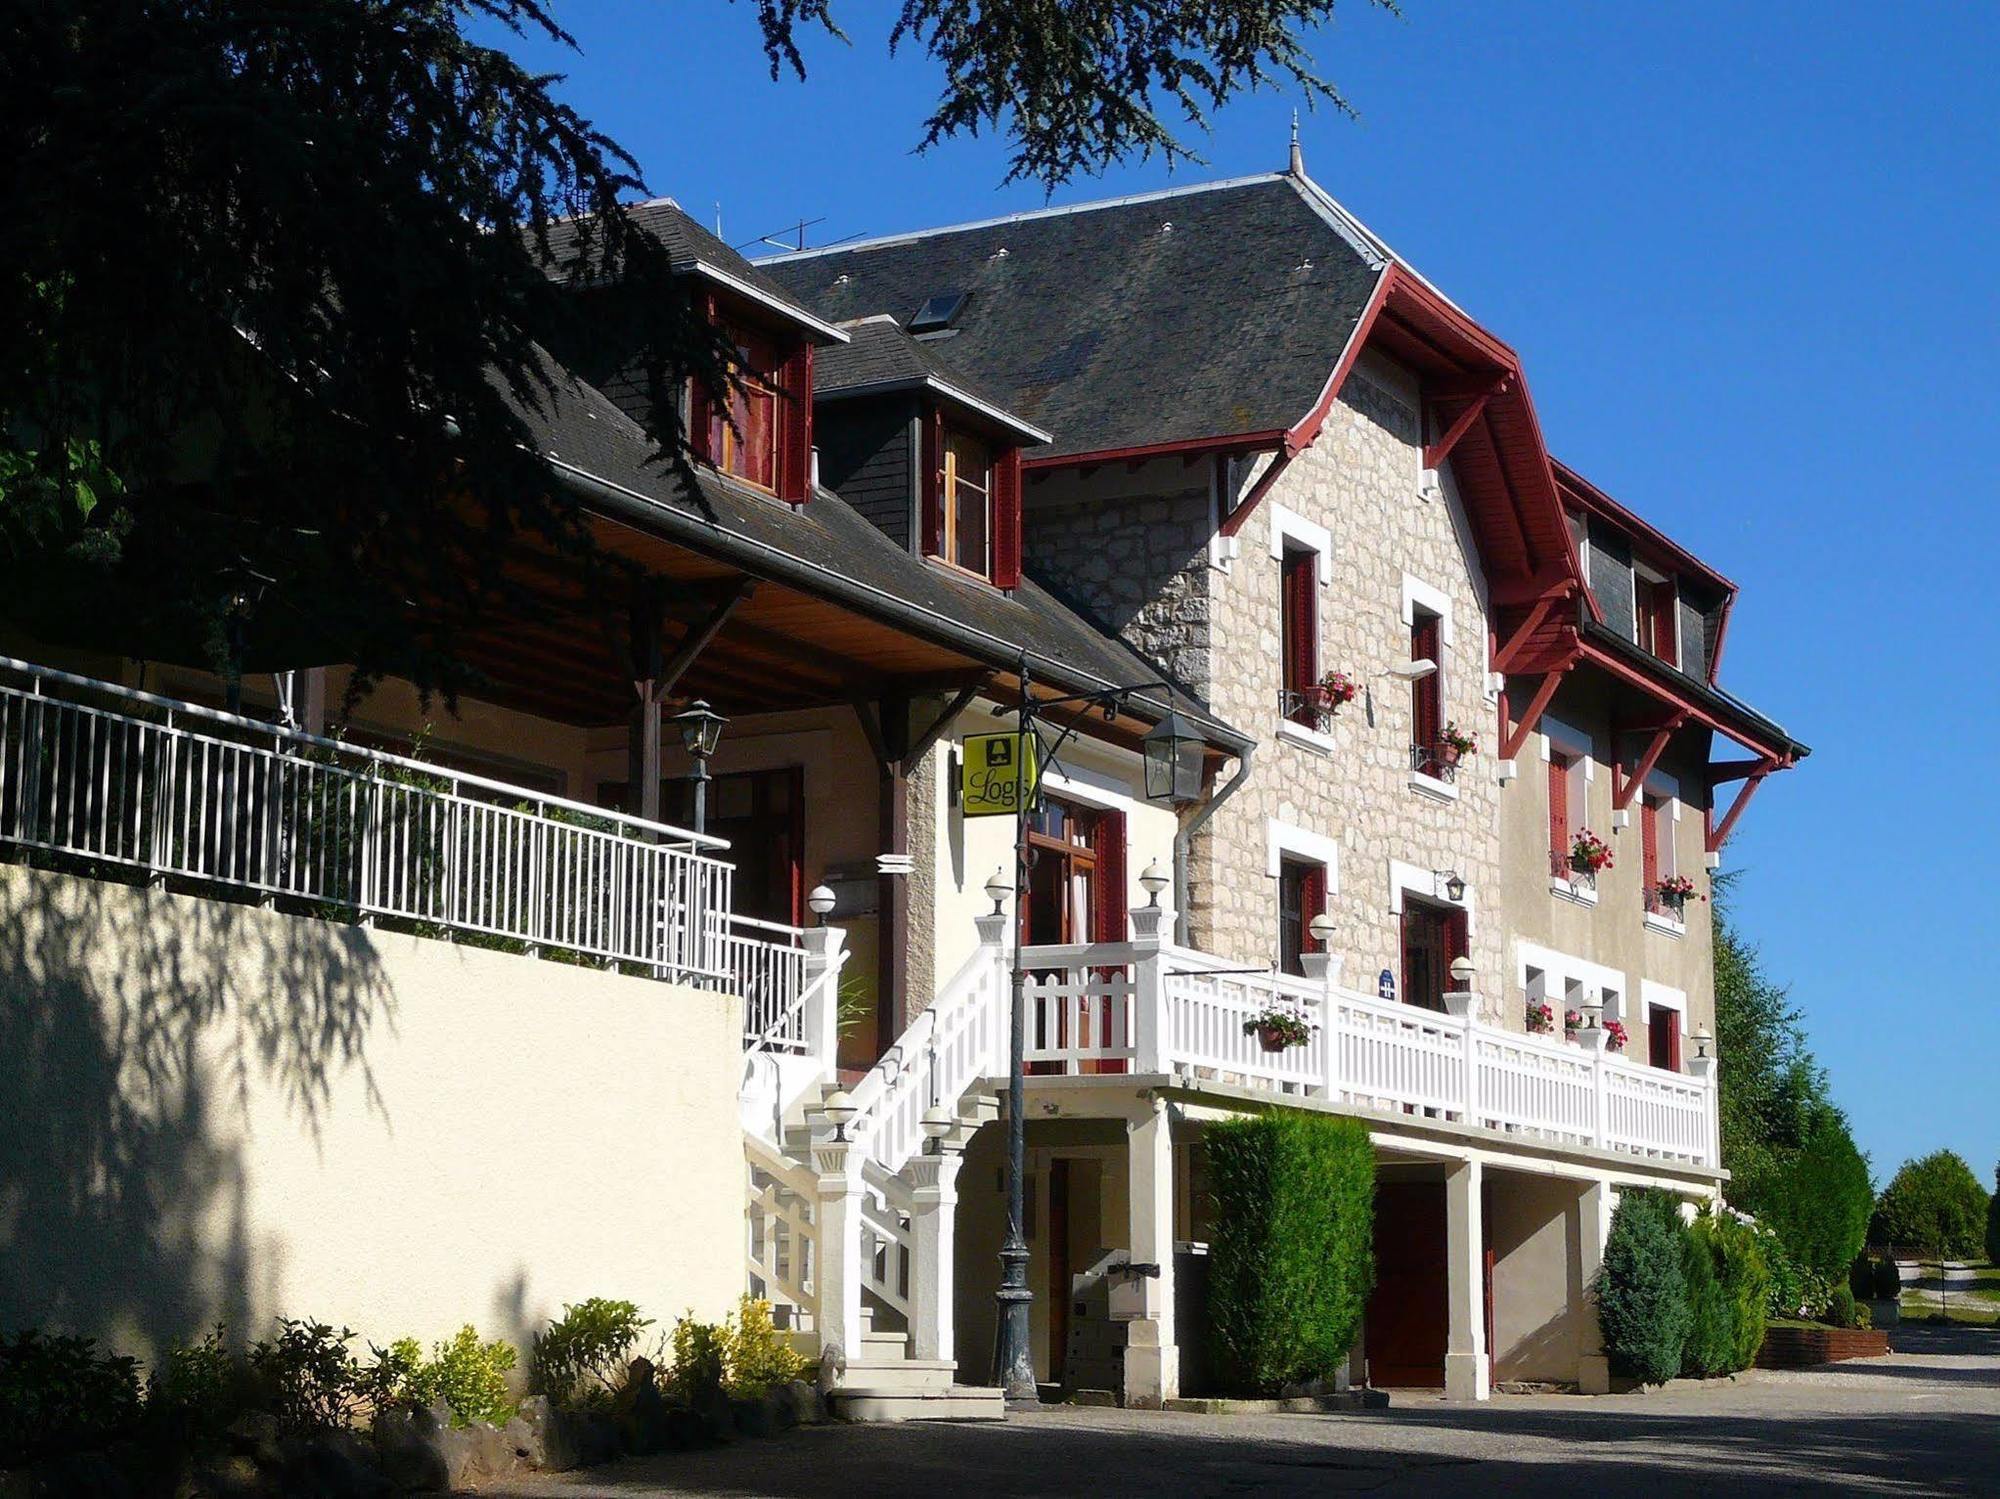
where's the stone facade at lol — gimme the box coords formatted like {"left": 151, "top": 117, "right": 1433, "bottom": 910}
{"left": 1190, "top": 357, "right": 1504, "bottom": 1020}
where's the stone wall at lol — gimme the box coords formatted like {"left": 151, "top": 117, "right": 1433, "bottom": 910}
{"left": 1188, "top": 357, "right": 1506, "bottom": 1017}
{"left": 1026, "top": 465, "right": 1215, "bottom": 696}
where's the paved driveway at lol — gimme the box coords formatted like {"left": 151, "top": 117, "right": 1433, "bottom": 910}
{"left": 486, "top": 1324, "right": 2000, "bottom": 1498}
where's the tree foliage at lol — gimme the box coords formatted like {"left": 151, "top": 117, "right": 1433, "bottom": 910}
{"left": 4, "top": 0, "right": 1396, "bottom": 695}
{"left": 1873, "top": 1151, "right": 1991, "bottom": 1261}
{"left": 1711, "top": 875, "right": 1872, "bottom": 1281}
{"left": 1205, "top": 1110, "right": 1375, "bottom": 1394}
{"left": 1987, "top": 1164, "right": 2000, "bottom": 1267}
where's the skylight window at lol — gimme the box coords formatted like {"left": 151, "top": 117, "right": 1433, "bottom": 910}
{"left": 909, "top": 290, "right": 969, "bottom": 334}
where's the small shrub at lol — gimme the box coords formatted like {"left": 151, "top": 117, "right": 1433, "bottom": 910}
{"left": 720, "top": 1297, "right": 808, "bottom": 1399}
{"left": 247, "top": 1318, "right": 361, "bottom": 1435}
{"left": 1847, "top": 1255, "right": 1876, "bottom": 1303}
{"left": 1680, "top": 1221, "right": 1733, "bottom": 1378}
{"left": 146, "top": 1327, "right": 248, "bottom": 1452}
{"left": 0, "top": 1330, "right": 143, "bottom": 1467}
{"left": 371, "top": 1327, "right": 517, "bottom": 1428}
{"left": 1204, "top": 1110, "right": 1375, "bottom": 1395}
{"left": 529, "top": 1299, "right": 653, "bottom": 1412}
{"left": 1827, "top": 1285, "right": 1859, "bottom": 1330}
{"left": 665, "top": 1316, "right": 726, "bottom": 1405}
{"left": 1595, "top": 1190, "right": 1690, "bottom": 1386}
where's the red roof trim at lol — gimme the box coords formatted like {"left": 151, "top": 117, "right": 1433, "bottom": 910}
{"left": 1554, "top": 460, "right": 1737, "bottom": 596}
{"left": 1020, "top": 429, "right": 1289, "bottom": 471}
{"left": 1577, "top": 637, "right": 1791, "bottom": 763}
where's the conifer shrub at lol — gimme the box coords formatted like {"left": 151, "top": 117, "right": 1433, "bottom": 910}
{"left": 1205, "top": 1110, "right": 1375, "bottom": 1394}
{"left": 1706, "top": 1213, "right": 1772, "bottom": 1371}
{"left": 1680, "top": 1224, "right": 1732, "bottom": 1377}
{"left": 1594, "top": 1190, "right": 1690, "bottom": 1386}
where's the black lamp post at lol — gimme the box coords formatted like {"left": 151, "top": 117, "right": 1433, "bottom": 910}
{"left": 669, "top": 699, "right": 727, "bottom": 834}
{"left": 991, "top": 664, "right": 1207, "bottom": 1405}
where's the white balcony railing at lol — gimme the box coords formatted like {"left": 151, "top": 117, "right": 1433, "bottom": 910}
{"left": 0, "top": 656, "right": 739, "bottom": 983}
{"left": 852, "top": 908, "right": 1719, "bottom": 1171}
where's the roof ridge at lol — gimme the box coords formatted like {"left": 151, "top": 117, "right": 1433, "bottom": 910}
{"left": 753, "top": 173, "right": 1290, "bottom": 264}
{"left": 1284, "top": 170, "right": 1471, "bottom": 320}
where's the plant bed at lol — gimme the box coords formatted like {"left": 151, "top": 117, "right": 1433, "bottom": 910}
{"left": 1163, "top": 1390, "right": 1389, "bottom": 1415}
{"left": 1754, "top": 1323, "right": 1890, "bottom": 1368}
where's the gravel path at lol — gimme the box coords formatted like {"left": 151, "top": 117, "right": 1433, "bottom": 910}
{"left": 483, "top": 1324, "right": 2000, "bottom": 1498}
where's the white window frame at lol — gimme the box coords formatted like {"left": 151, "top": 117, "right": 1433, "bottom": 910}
{"left": 1267, "top": 818, "right": 1341, "bottom": 885}
{"left": 1272, "top": 504, "right": 1336, "bottom": 755}
{"left": 1515, "top": 939, "right": 1626, "bottom": 1025}
{"left": 1541, "top": 714, "right": 1597, "bottom": 905}
{"left": 1641, "top": 769, "right": 1685, "bottom": 937}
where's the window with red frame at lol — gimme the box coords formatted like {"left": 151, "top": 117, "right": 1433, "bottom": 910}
{"left": 1280, "top": 546, "right": 1318, "bottom": 726}
{"left": 922, "top": 408, "right": 1021, "bottom": 587}
{"left": 692, "top": 313, "right": 812, "bottom": 501}
{"left": 1410, "top": 609, "right": 1442, "bottom": 772}
{"left": 1277, "top": 857, "right": 1327, "bottom": 977}
{"left": 1636, "top": 575, "right": 1678, "bottom": 665}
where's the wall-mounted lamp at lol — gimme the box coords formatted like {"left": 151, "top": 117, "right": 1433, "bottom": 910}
{"left": 1387, "top": 658, "right": 1439, "bottom": 682}
{"left": 1434, "top": 869, "right": 1467, "bottom": 903}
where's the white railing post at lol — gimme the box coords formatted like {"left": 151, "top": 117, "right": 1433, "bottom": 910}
{"left": 800, "top": 925, "right": 847, "bottom": 1074}
{"left": 1300, "top": 950, "right": 1338, "bottom": 1101}
{"left": 973, "top": 910, "right": 1010, "bottom": 1078}
{"left": 1578, "top": 1025, "right": 1610, "bottom": 1148}
{"left": 1129, "top": 903, "right": 1167, "bottom": 1074}
{"left": 1688, "top": 1052, "right": 1719, "bottom": 1167}
{"left": 812, "top": 1120, "right": 865, "bottom": 1383}
{"left": 906, "top": 1136, "right": 964, "bottom": 1365}
{"left": 1444, "top": 989, "right": 1478, "bottom": 1126}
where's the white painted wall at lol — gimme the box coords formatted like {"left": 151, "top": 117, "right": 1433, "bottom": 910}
{"left": 0, "top": 864, "right": 745, "bottom": 1361}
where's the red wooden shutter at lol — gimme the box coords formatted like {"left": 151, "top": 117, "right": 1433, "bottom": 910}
{"left": 920, "top": 407, "right": 944, "bottom": 557}
{"left": 1650, "top": 582, "right": 1677, "bottom": 665}
{"left": 1443, "top": 907, "right": 1468, "bottom": 984}
{"left": 1641, "top": 799, "right": 1660, "bottom": 897}
{"left": 992, "top": 445, "right": 1023, "bottom": 589}
{"left": 1090, "top": 808, "right": 1127, "bottom": 943}
{"left": 1547, "top": 755, "right": 1569, "bottom": 870}
{"left": 778, "top": 341, "right": 813, "bottom": 501}
{"left": 690, "top": 293, "right": 720, "bottom": 466}
{"left": 1281, "top": 550, "right": 1317, "bottom": 710}
{"left": 1411, "top": 614, "right": 1442, "bottom": 755}
{"left": 1300, "top": 862, "right": 1327, "bottom": 951}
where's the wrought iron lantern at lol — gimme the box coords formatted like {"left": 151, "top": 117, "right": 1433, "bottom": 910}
{"left": 1142, "top": 708, "right": 1206, "bottom": 804}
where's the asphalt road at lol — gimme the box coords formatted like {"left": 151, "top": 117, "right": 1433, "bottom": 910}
{"left": 486, "top": 1323, "right": 2000, "bottom": 1498}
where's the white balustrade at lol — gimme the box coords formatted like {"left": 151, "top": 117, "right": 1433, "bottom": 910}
{"left": 0, "top": 656, "right": 735, "bottom": 981}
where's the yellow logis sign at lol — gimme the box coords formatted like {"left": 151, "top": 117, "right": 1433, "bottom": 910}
{"left": 960, "top": 731, "right": 1040, "bottom": 818}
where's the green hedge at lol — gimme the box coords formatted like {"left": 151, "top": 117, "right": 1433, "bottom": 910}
{"left": 1205, "top": 1110, "right": 1375, "bottom": 1394}
{"left": 1733, "top": 1106, "right": 1872, "bottom": 1284}
{"left": 1595, "top": 1191, "right": 1690, "bottom": 1385}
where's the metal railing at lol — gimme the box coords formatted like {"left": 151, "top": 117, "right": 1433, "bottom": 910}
{"left": 1552, "top": 848, "right": 1599, "bottom": 892}
{"left": 1409, "top": 742, "right": 1460, "bottom": 783}
{"left": 0, "top": 656, "right": 737, "bottom": 982}
{"left": 723, "top": 914, "right": 812, "bottom": 1049}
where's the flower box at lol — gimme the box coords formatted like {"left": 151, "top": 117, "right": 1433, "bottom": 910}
{"left": 1568, "top": 829, "right": 1614, "bottom": 877}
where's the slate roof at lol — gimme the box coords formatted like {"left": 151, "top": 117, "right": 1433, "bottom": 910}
{"left": 817, "top": 317, "right": 1052, "bottom": 443}
{"left": 539, "top": 198, "right": 847, "bottom": 342}
{"left": 504, "top": 355, "right": 1244, "bottom": 748}
{"left": 758, "top": 174, "right": 1388, "bottom": 459}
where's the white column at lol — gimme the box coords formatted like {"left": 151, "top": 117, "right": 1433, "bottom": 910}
{"left": 1443, "top": 1158, "right": 1489, "bottom": 1401}
{"left": 1123, "top": 1097, "right": 1178, "bottom": 1408}
{"left": 813, "top": 1130, "right": 865, "bottom": 1382}
{"left": 1574, "top": 1179, "right": 1615, "bottom": 1394}
{"left": 906, "top": 1141, "right": 965, "bottom": 1365}
{"left": 800, "top": 926, "right": 847, "bottom": 1075}
{"left": 1129, "top": 904, "right": 1167, "bottom": 1073}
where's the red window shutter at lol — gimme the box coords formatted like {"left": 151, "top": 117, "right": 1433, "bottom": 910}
{"left": 1641, "top": 799, "right": 1660, "bottom": 895}
{"left": 1444, "top": 907, "right": 1468, "bottom": 981}
{"left": 920, "top": 407, "right": 944, "bottom": 557}
{"left": 1090, "top": 808, "right": 1127, "bottom": 943}
{"left": 1411, "top": 614, "right": 1442, "bottom": 753}
{"left": 1281, "top": 550, "right": 1317, "bottom": 707}
{"left": 1548, "top": 755, "right": 1569, "bottom": 869}
{"left": 690, "top": 293, "right": 720, "bottom": 466}
{"left": 778, "top": 341, "right": 813, "bottom": 501}
{"left": 1300, "top": 863, "right": 1327, "bottom": 950}
{"left": 1651, "top": 582, "right": 1677, "bottom": 665}
{"left": 992, "top": 445, "right": 1023, "bottom": 589}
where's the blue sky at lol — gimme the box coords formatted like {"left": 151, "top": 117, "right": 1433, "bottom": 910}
{"left": 491, "top": 2, "right": 1999, "bottom": 1181}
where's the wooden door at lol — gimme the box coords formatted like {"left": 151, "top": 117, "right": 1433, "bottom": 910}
{"left": 1649, "top": 1005, "right": 1682, "bottom": 1070}
{"left": 1399, "top": 899, "right": 1464, "bottom": 1013}
{"left": 1366, "top": 1182, "right": 1447, "bottom": 1387}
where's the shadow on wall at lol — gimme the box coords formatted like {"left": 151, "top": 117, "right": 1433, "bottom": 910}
{"left": 0, "top": 860, "right": 394, "bottom": 1354}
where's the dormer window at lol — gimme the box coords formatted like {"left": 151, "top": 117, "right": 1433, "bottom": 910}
{"left": 692, "top": 306, "right": 813, "bottom": 502}
{"left": 922, "top": 408, "right": 1022, "bottom": 588}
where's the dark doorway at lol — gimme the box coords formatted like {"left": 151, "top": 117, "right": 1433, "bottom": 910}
{"left": 1648, "top": 1005, "right": 1682, "bottom": 1071}
{"left": 1399, "top": 898, "right": 1466, "bottom": 1013}
{"left": 1367, "top": 1181, "right": 1447, "bottom": 1387}
{"left": 600, "top": 765, "right": 805, "bottom": 927}
{"left": 1023, "top": 797, "right": 1126, "bottom": 1075}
